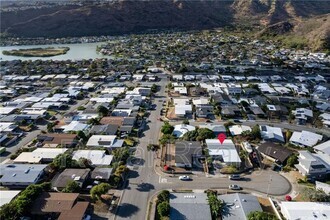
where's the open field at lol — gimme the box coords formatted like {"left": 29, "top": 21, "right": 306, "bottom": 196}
{"left": 2, "top": 47, "right": 70, "bottom": 57}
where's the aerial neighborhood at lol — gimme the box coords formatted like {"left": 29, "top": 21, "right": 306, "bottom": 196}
{"left": 0, "top": 31, "right": 329, "bottom": 220}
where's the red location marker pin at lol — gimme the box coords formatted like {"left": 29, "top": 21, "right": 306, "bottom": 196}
{"left": 217, "top": 133, "right": 226, "bottom": 144}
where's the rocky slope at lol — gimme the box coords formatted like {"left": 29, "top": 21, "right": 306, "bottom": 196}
{"left": 1, "top": 0, "right": 329, "bottom": 50}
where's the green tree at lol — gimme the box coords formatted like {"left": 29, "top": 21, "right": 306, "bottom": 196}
{"left": 182, "top": 130, "right": 199, "bottom": 141}
{"left": 151, "top": 84, "right": 158, "bottom": 93}
{"left": 112, "top": 147, "right": 130, "bottom": 163}
{"left": 159, "top": 134, "right": 176, "bottom": 145}
{"left": 157, "top": 201, "right": 170, "bottom": 217}
{"left": 207, "top": 192, "right": 224, "bottom": 218}
{"left": 182, "top": 118, "right": 190, "bottom": 125}
{"left": 286, "top": 154, "right": 298, "bottom": 167}
{"left": 97, "top": 105, "right": 109, "bottom": 117}
{"left": 47, "top": 122, "right": 55, "bottom": 132}
{"left": 161, "top": 122, "right": 174, "bottom": 134}
{"left": 62, "top": 180, "right": 80, "bottom": 193}
{"left": 0, "top": 183, "right": 50, "bottom": 219}
{"left": 247, "top": 211, "right": 277, "bottom": 220}
{"left": 77, "top": 130, "right": 88, "bottom": 142}
{"left": 302, "top": 188, "right": 330, "bottom": 202}
{"left": 250, "top": 125, "right": 261, "bottom": 139}
{"left": 90, "top": 183, "right": 111, "bottom": 200}
{"left": 196, "top": 128, "right": 215, "bottom": 141}
{"left": 52, "top": 153, "right": 75, "bottom": 169}
{"left": 87, "top": 118, "right": 100, "bottom": 125}
{"left": 147, "top": 144, "right": 160, "bottom": 151}
{"left": 157, "top": 190, "right": 170, "bottom": 203}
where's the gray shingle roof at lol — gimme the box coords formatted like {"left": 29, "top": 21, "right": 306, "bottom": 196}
{"left": 218, "top": 193, "right": 262, "bottom": 220}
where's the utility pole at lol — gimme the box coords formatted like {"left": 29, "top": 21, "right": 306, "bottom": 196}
{"left": 266, "top": 174, "right": 272, "bottom": 197}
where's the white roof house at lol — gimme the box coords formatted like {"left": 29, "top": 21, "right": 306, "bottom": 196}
{"left": 290, "top": 131, "right": 323, "bottom": 147}
{"left": 0, "top": 107, "right": 17, "bottom": 115}
{"left": 316, "top": 181, "right": 330, "bottom": 194}
{"left": 174, "top": 87, "right": 188, "bottom": 95}
{"left": 173, "top": 98, "right": 192, "bottom": 117}
{"left": 280, "top": 202, "right": 330, "bottom": 220}
{"left": 295, "top": 151, "right": 330, "bottom": 177}
{"left": 314, "top": 140, "right": 330, "bottom": 155}
{"left": 0, "top": 122, "right": 18, "bottom": 133}
{"left": 192, "top": 98, "right": 209, "bottom": 105}
{"left": 86, "top": 135, "right": 124, "bottom": 148}
{"left": 90, "top": 97, "right": 114, "bottom": 103}
{"left": 293, "top": 108, "right": 313, "bottom": 121}
{"left": 72, "top": 150, "right": 113, "bottom": 166}
{"left": 260, "top": 125, "right": 284, "bottom": 142}
{"left": 205, "top": 139, "right": 241, "bottom": 166}
{"left": 173, "top": 124, "right": 196, "bottom": 137}
{"left": 229, "top": 125, "right": 251, "bottom": 136}
{"left": 21, "top": 108, "right": 47, "bottom": 115}
{"left": 13, "top": 148, "right": 68, "bottom": 164}
{"left": 0, "top": 190, "right": 21, "bottom": 207}
{"left": 60, "top": 121, "right": 89, "bottom": 133}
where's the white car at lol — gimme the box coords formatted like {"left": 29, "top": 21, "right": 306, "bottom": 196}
{"left": 179, "top": 175, "right": 191, "bottom": 181}
{"left": 229, "top": 184, "right": 241, "bottom": 190}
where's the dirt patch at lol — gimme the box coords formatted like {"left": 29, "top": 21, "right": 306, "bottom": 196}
{"left": 258, "top": 197, "right": 275, "bottom": 214}
{"left": 166, "top": 107, "right": 177, "bottom": 119}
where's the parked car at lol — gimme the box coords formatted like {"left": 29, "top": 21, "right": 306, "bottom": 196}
{"left": 179, "top": 175, "right": 191, "bottom": 181}
{"left": 229, "top": 174, "right": 241, "bottom": 180}
{"left": 229, "top": 184, "right": 241, "bottom": 190}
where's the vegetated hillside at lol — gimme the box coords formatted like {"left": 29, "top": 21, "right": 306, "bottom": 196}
{"left": 1, "top": 0, "right": 330, "bottom": 50}
{"left": 258, "top": 14, "right": 330, "bottom": 51}
{"left": 2, "top": 1, "right": 234, "bottom": 38}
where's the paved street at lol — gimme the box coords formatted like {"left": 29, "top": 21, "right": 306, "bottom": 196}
{"left": 115, "top": 76, "right": 292, "bottom": 220}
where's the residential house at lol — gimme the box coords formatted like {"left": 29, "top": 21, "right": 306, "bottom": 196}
{"left": 89, "top": 124, "right": 118, "bottom": 135}
{"left": 257, "top": 142, "right": 292, "bottom": 165}
{"left": 0, "top": 164, "right": 47, "bottom": 187}
{"left": 86, "top": 135, "right": 124, "bottom": 148}
{"left": 91, "top": 167, "right": 113, "bottom": 182}
{"left": 174, "top": 87, "right": 188, "bottom": 95}
{"left": 31, "top": 192, "right": 89, "bottom": 220}
{"left": 218, "top": 193, "right": 262, "bottom": 220}
{"left": 295, "top": 151, "right": 330, "bottom": 179}
{"left": 37, "top": 133, "right": 78, "bottom": 148}
{"left": 0, "top": 190, "right": 21, "bottom": 207}
{"left": 173, "top": 124, "right": 195, "bottom": 138}
{"left": 229, "top": 125, "right": 251, "bottom": 136}
{"left": 290, "top": 131, "right": 323, "bottom": 147}
{"left": 59, "top": 121, "right": 89, "bottom": 133}
{"left": 52, "top": 168, "right": 90, "bottom": 191}
{"left": 72, "top": 150, "right": 113, "bottom": 166}
{"left": 221, "top": 105, "right": 241, "bottom": 117}
{"left": 174, "top": 141, "right": 203, "bottom": 168}
{"left": 314, "top": 140, "right": 330, "bottom": 155}
{"left": 224, "top": 83, "right": 242, "bottom": 95}
{"left": 260, "top": 125, "right": 284, "bottom": 142}
{"left": 206, "top": 139, "right": 241, "bottom": 166}
{"left": 14, "top": 148, "right": 68, "bottom": 164}
{"left": 170, "top": 193, "right": 212, "bottom": 220}
{"left": 293, "top": 108, "right": 313, "bottom": 125}
{"left": 316, "top": 181, "right": 330, "bottom": 194}
{"left": 196, "top": 104, "right": 214, "bottom": 118}
{"left": 280, "top": 202, "right": 330, "bottom": 220}
{"left": 199, "top": 124, "right": 226, "bottom": 136}
{"left": 173, "top": 98, "right": 192, "bottom": 118}
{"left": 211, "top": 94, "right": 232, "bottom": 105}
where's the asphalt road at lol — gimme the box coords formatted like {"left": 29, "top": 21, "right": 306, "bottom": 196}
{"left": 115, "top": 76, "right": 292, "bottom": 220}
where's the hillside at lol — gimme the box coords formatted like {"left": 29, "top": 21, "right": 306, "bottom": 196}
{"left": 1, "top": 0, "right": 330, "bottom": 50}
